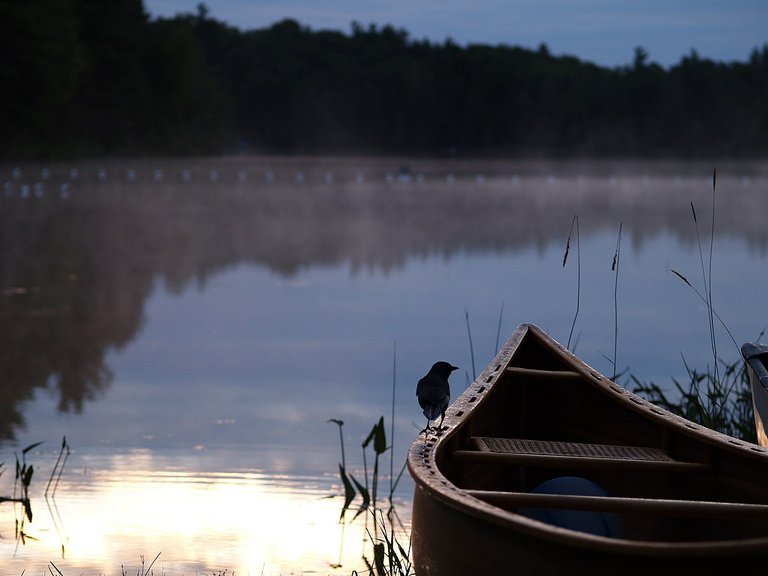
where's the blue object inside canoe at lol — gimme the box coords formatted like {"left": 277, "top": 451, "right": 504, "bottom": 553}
{"left": 519, "top": 476, "right": 625, "bottom": 538}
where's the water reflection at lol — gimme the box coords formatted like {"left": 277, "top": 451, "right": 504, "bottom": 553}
{"left": 1, "top": 157, "right": 767, "bottom": 572}
{"left": 0, "top": 445, "right": 413, "bottom": 574}
{"left": 2, "top": 158, "right": 766, "bottom": 441}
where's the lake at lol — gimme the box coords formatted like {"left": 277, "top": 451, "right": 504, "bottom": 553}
{"left": 1, "top": 156, "right": 767, "bottom": 574}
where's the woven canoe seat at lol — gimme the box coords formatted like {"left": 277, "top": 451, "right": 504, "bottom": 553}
{"left": 480, "top": 438, "right": 672, "bottom": 462}
{"left": 451, "top": 437, "right": 710, "bottom": 472}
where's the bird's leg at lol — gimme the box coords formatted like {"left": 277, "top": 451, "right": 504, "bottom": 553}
{"left": 420, "top": 418, "right": 433, "bottom": 435}
{"left": 436, "top": 413, "right": 446, "bottom": 431}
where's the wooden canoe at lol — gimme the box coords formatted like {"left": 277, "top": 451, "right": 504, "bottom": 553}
{"left": 743, "top": 342, "right": 768, "bottom": 448}
{"left": 408, "top": 324, "right": 768, "bottom": 575}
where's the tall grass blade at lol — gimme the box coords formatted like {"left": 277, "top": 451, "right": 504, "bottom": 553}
{"left": 671, "top": 269, "right": 692, "bottom": 287}
{"left": 564, "top": 215, "right": 581, "bottom": 350}
{"left": 144, "top": 552, "right": 161, "bottom": 576}
{"left": 670, "top": 269, "right": 739, "bottom": 355}
{"left": 390, "top": 459, "right": 408, "bottom": 498}
{"left": 708, "top": 167, "right": 718, "bottom": 385}
{"left": 465, "top": 309, "right": 476, "bottom": 381}
{"left": 495, "top": 302, "right": 505, "bottom": 353}
{"left": 46, "top": 437, "right": 69, "bottom": 497}
{"left": 612, "top": 222, "right": 623, "bottom": 380}
{"left": 687, "top": 167, "right": 720, "bottom": 389}
{"left": 389, "top": 341, "right": 396, "bottom": 497}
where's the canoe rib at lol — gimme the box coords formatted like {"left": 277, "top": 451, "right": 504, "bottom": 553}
{"left": 465, "top": 489, "right": 768, "bottom": 519}
{"left": 453, "top": 437, "right": 711, "bottom": 472}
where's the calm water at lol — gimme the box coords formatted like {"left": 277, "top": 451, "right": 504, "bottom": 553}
{"left": 1, "top": 157, "right": 767, "bottom": 574}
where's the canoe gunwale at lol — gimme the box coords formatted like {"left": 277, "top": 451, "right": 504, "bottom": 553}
{"left": 408, "top": 323, "right": 768, "bottom": 556}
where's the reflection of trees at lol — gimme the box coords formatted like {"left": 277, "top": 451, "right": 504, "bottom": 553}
{"left": 0, "top": 189, "right": 152, "bottom": 440}
{"left": 0, "top": 159, "right": 766, "bottom": 440}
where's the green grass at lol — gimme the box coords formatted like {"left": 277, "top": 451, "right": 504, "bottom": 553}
{"left": 630, "top": 356, "right": 757, "bottom": 443}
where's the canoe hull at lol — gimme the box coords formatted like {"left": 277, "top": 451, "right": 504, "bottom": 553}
{"left": 412, "top": 481, "right": 768, "bottom": 575}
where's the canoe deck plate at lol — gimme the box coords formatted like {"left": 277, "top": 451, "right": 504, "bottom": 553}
{"left": 479, "top": 438, "right": 673, "bottom": 462}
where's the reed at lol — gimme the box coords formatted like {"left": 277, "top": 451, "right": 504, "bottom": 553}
{"left": 357, "top": 508, "right": 414, "bottom": 576}
{"left": 631, "top": 355, "right": 757, "bottom": 442}
{"left": 464, "top": 309, "right": 476, "bottom": 381}
{"left": 562, "top": 214, "right": 581, "bottom": 351}
{"left": 611, "top": 222, "right": 623, "bottom": 380}
{"left": 390, "top": 342, "right": 397, "bottom": 497}
{"left": 632, "top": 167, "right": 759, "bottom": 441}
{"left": 653, "top": 167, "right": 751, "bottom": 429}
{"left": 329, "top": 349, "right": 413, "bottom": 574}
{"left": 121, "top": 553, "right": 162, "bottom": 576}
{"left": 0, "top": 441, "right": 43, "bottom": 532}
{"left": 329, "top": 413, "right": 414, "bottom": 575}
{"left": 494, "top": 302, "right": 505, "bottom": 354}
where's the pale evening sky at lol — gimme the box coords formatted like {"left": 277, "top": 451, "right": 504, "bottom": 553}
{"left": 142, "top": 0, "right": 767, "bottom": 68}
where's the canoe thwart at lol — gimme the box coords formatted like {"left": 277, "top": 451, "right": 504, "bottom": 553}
{"left": 466, "top": 489, "right": 768, "bottom": 519}
{"left": 505, "top": 366, "right": 583, "bottom": 381}
{"left": 456, "top": 437, "right": 711, "bottom": 472}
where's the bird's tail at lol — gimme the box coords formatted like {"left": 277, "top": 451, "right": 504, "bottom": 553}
{"left": 423, "top": 405, "right": 442, "bottom": 420}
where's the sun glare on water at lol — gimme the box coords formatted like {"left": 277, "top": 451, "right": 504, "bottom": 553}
{"left": 1, "top": 448, "right": 408, "bottom": 574}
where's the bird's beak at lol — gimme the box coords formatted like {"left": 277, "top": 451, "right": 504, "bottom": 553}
{"left": 451, "top": 365, "right": 459, "bottom": 371}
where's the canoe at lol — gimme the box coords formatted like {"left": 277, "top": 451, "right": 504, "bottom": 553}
{"left": 743, "top": 342, "right": 768, "bottom": 447}
{"left": 408, "top": 324, "right": 768, "bottom": 575}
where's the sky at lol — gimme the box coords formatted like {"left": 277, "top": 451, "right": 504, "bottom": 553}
{"left": 142, "top": 0, "right": 767, "bottom": 68}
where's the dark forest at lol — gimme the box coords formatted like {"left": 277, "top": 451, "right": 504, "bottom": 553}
{"left": 2, "top": 1, "right": 767, "bottom": 159}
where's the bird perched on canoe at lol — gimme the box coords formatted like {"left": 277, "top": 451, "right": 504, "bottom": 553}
{"left": 417, "top": 361, "right": 459, "bottom": 433}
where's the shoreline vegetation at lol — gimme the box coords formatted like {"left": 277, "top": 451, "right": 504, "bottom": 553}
{"left": 559, "top": 168, "right": 761, "bottom": 443}
{"left": 2, "top": 3, "right": 767, "bottom": 159}
{"left": 629, "top": 169, "right": 759, "bottom": 443}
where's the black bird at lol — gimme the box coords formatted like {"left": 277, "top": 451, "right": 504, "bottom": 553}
{"left": 417, "top": 361, "right": 459, "bottom": 433}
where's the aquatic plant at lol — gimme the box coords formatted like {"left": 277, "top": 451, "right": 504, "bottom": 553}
{"left": 0, "top": 442, "right": 41, "bottom": 530}
{"left": 357, "top": 508, "right": 414, "bottom": 576}
{"left": 629, "top": 168, "right": 763, "bottom": 442}
{"left": 631, "top": 354, "right": 757, "bottom": 442}
{"left": 329, "top": 414, "right": 414, "bottom": 575}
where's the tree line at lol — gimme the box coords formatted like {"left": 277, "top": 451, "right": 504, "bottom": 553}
{"left": 2, "top": 1, "right": 767, "bottom": 159}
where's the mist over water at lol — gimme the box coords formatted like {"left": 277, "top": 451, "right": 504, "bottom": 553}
{"left": 1, "top": 157, "right": 767, "bottom": 573}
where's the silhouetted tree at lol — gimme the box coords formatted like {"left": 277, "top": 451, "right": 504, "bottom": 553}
{"left": 70, "top": 0, "right": 152, "bottom": 154}
{"left": 0, "top": 0, "right": 82, "bottom": 157}
{"left": 1, "top": 3, "right": 766, "bottom": 159}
